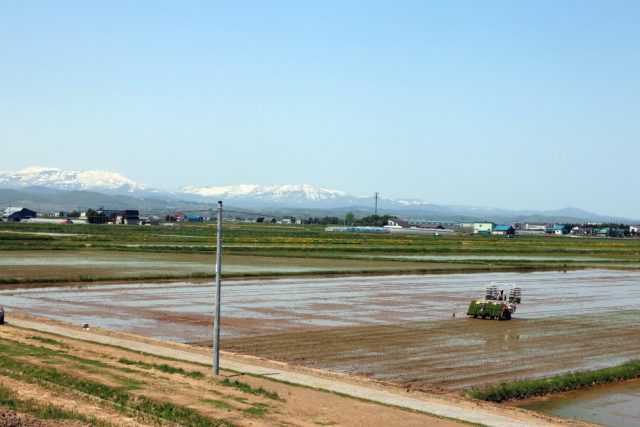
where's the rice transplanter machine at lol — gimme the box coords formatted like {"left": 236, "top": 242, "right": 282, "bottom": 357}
{"left": 467, "top": 283, "right": 522, "bottom": 320}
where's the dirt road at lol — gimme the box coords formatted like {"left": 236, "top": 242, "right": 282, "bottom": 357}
{"left": 6, "top": 314, "right": 581, "bottom": 427}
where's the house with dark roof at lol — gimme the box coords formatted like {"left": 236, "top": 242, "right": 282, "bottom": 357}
{"left": 492, "top": 225, "right": 515, "bottom": 236}
{"left": 1, "top": 207, "right": 37, "bottom": 222}
{"left": 95, "top": 209, "right": 140, "bottom": 225}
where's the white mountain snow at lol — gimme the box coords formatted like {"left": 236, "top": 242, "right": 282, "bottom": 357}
{"left": 0, "top": 166, "right": 626, "bottom": 222}
{"left": 0, "top": 167, "right": 149, "bottom": 193}
{"left": 0, "top": 167, "right": 351, "bottom": 205}
{"left": 181, "top": 184, "right": 348, "bottom": 202}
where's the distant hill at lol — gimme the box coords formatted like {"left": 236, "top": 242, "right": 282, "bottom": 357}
{"left": 0, "top": 166, "right": 636, "bottom": 223}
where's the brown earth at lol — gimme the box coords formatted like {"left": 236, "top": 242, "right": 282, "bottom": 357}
{"left": 224, "top": 311, "right": 640, "bottom": 391}
{"left": 0, "top": 409, "right": 88, "bottom": 427}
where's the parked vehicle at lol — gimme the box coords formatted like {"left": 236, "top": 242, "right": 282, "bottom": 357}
{"left": 467, "top": 283, "right": 522, "bottom": 320}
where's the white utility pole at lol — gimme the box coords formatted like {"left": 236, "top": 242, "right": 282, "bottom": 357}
{"left": 213, "top": 200, "right": 223, "bottom": 375}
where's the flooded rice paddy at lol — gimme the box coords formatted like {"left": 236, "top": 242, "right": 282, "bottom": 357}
{"left": 2, "top": 269, "right": 640, "bottom": 396}
{"left": 0, "top": 251, "right": 422, "bottom": 279}
{"left": 362, "top": 254, "right": 633, "bottom": 262}
{"left": 520, "top": 380, "right": 640, "bottom": 427}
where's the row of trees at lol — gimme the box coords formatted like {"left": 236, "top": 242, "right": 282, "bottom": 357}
{"left": 304, "top": 213, "right": 394, "bottom": 227}
{"left": 82, "top": 208, "right": 395, "bottom": 227}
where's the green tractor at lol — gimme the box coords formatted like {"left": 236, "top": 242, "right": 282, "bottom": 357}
{"left": 467, "top": 283, "right": 521, "bottom": 320}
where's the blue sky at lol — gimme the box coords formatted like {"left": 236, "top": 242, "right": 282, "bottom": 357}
{"left": 1, "top": 1, "right": 638, "bottom": 217}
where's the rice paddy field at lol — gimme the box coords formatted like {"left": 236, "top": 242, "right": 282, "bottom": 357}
{"left": 2, "top": 221, "right": 640, "bottom": 283}
{"left": 2, "top": 270, "right": 640, "bottom": 392}
{"left": 2, "top": 221, "right": 640, "bottom": 425}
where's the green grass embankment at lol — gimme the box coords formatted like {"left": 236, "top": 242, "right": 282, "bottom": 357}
{"left": 0, "top": 338, "right": 235, "bottom": 427}
{"left": 466, "top": 360, "right": 640, "bottom": 402}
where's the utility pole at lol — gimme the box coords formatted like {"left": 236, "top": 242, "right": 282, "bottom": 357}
{"left": 374, "top": 192, "right": 379, "bottom": 216}
{"left": 213, "top": 201, "right": 222, "bottom": 375}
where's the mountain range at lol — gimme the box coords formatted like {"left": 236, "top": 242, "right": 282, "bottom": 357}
{"left": 0, "top": 166, "right": 635, "bottom": 223}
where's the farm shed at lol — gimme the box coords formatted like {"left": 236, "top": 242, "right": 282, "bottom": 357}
{"left": 492, "top": 225, "right": 515, "bottom": 236}
{"left": 551, "top": 224, "right": 569, "bottom": 235}
{"left": 473, "top": 222, "right": 495, "bottom": 234}
{"left": 114, "top": 210, "right": 140, "bottom": 225}
{"left": 1, "top": 207, "right": 37, "bottom": 222}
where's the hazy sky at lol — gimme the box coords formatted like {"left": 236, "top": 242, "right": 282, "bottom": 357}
{"left": 1, "top": 1, "right": 638, "bottom": 216}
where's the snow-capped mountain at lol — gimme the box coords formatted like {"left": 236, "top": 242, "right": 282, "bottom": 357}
{"left": 181, "top": 184, "right": 350, "bottom": 206}
{"left": 0, "top": 167, "right": 149, "bottom": 193}
{"left": 0, "top": 167, "right": 355, "bottom": 206}
{"left": 0, "top": 166, "right": 631, "bottom": 222}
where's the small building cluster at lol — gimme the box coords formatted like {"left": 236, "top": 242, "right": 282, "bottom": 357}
{"left": 2, "top": 205, "right": 640, "bottom": 240}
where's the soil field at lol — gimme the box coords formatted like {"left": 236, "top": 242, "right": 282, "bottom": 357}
{"left": 2, "top": 269, "right": 640, "bottom": 393}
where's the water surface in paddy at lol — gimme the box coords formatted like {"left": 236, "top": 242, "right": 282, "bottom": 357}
{"left": 4, "top": 269, "right": 640, "bottom": 418}
{"left": 357, "top": 254, "right": 634, "bottom": 262}
{"left": 520, "top": 380, "right": 640, "bottom": 427}
{"left": 0, "top": 254, "right": 344, "bottom": 273}
{"left": 3, "top": 269, "right": 640, "bottom": 341}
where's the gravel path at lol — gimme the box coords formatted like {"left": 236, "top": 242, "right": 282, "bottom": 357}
{"left": 7, "top": 317, "right": 577, "bottom": 427}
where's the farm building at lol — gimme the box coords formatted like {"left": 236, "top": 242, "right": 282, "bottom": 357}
{"left": 596, "top": 227, "right": 625, "bottom": 238}
{"left": 473, "top": 222, "right": 495, "bottom": 234}
{"left": 551, "top": 225, "right": 570, "bottom": 235}
{"left": 492, "top": 225, "right": 515, "bottom": 236}
{"left": 386, "top": 217, "right": 411, "bottom": 228}
{"left": 113, "top": 210, "right": 140, "bottom": 225}
{"left": 524, "top": 223, "right": 547, "bottom": 231}
{"left": 1, "top": 207, "right": 37, "bottom": 222}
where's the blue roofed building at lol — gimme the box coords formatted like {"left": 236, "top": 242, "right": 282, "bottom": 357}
{"left": 473, "top": 222, "right": 495, "bottom": 234}
{"left": 550, "top": 224, "right": 569, "bottom": 235}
